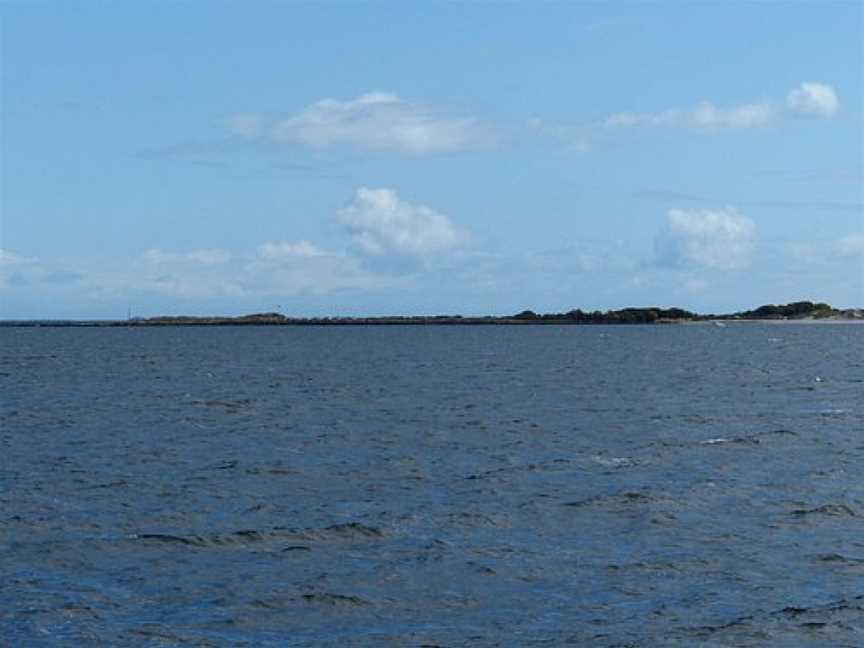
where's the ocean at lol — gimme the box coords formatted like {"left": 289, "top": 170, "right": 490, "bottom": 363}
{"left": 1, "top": 323, "right": 862, "bottom": 646}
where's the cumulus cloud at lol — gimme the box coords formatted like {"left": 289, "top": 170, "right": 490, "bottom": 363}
{"left": 786, "top": 82, "right": 839, "bottom": 117}
{"left": 230, "top": 92, "right": 491, "bottom": 155}
{"left": 338, "top": 187, "right": 466, "bottom": 257}
{"left": 654, "top": 207, "right": 756, "bottom": 270}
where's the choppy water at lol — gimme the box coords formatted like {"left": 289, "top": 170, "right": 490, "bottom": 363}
{"left": 1, "top": 323, "right": 863, "bottom": 647}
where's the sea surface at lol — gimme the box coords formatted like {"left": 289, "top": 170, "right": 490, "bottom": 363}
{"left": 1, "top": 323, "right": 862, "bottom": 647}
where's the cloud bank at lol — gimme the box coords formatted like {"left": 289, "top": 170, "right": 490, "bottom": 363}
{"left": 50, "top": 188, "right": 469, "bottom": 304}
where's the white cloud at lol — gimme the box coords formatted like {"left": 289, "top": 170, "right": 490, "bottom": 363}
{"left": 605, "top": 100, "right": 775, "bottom": 131}
{"left": 338, "top": 187, "right": 467, "bottom": 256}
{"left": 230, "top": 92, "right": 490, "bottom": 155}
{"left": 786, "top": 82, "right": 839, "bottom": 117}
{"left": 103, "top": 189, "right": 469, "bottom": 299}
{"left": 603, "top": 82, "right": 839, "bottom": 133}
{"left": 257, "top": 240, "right": 328, "bottom": 259}
{"left": 654, "top": 207, "right": 756, "bottom": 270}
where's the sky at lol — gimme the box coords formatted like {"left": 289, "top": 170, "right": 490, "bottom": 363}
{"left": 1, "top": 1, "right": 862, "bottom": 319}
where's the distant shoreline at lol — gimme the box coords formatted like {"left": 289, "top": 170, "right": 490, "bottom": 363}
{"left": 2, "top": 301, "right": 862, "bottom": 328}
{"left": 1, "top": 319, "right": 862, "bottom": 329}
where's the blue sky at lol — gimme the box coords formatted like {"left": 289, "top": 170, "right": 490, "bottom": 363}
{"left": 1, "top": 1, "right": 862, "bottom": 318}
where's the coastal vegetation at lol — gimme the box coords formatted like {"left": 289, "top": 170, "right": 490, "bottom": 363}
{"left": 511, "top": 300, "right": 846, "bottom": 324}
{"left": 3, "top": 301, "right": 861, "bottom": 327}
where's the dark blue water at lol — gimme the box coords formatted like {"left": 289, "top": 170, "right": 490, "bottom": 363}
{"left": 1, "top": 324, "right": 862, "bottom": 646}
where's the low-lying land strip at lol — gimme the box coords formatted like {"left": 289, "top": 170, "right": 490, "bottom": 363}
{"left": 3, "top": 301, "right": 862, "bottom": 327}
